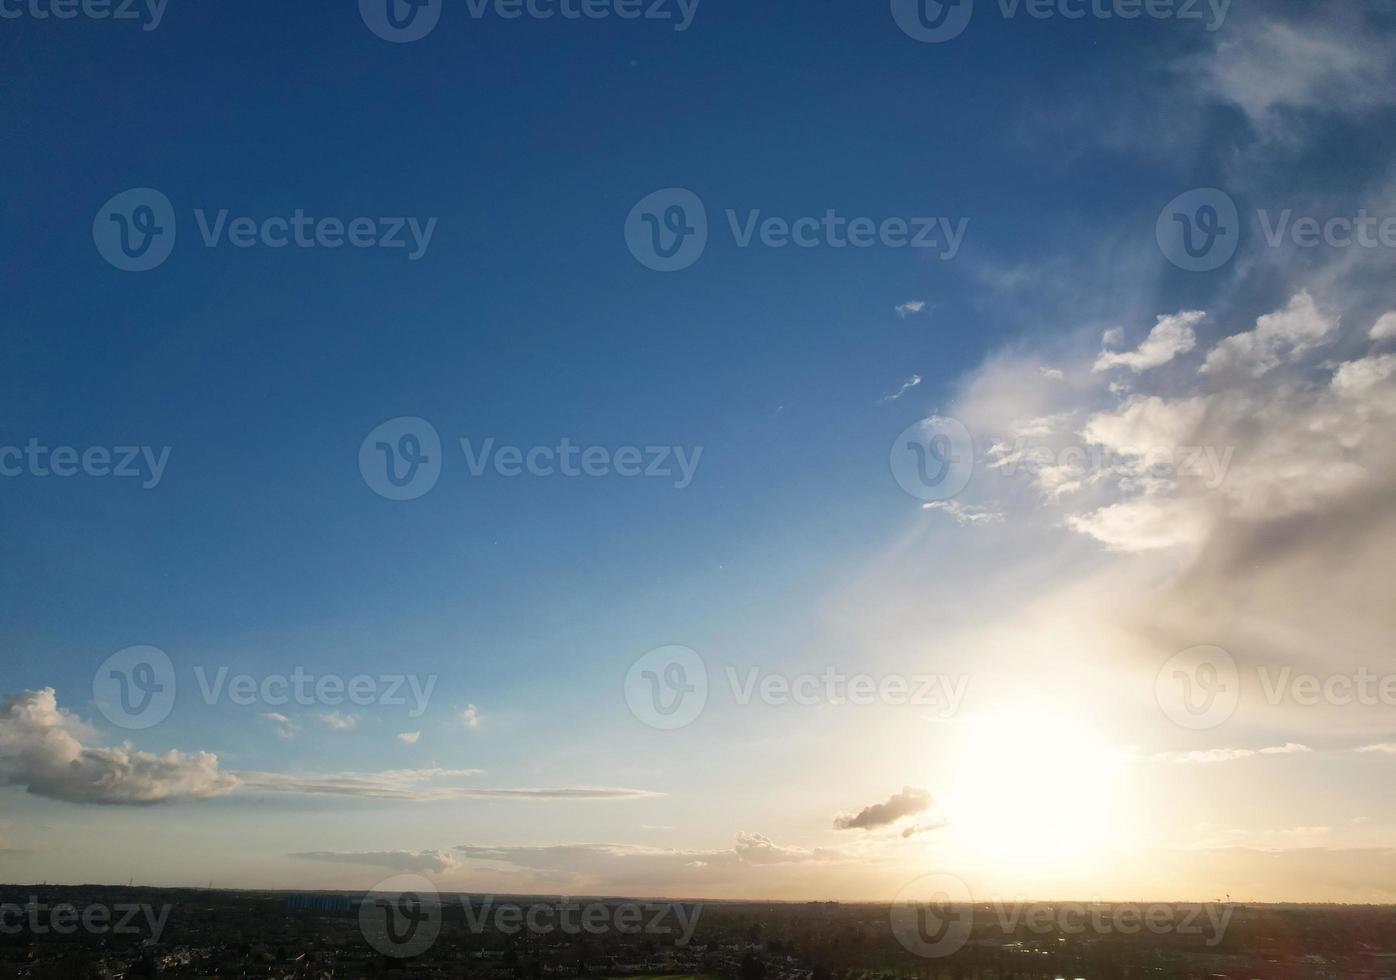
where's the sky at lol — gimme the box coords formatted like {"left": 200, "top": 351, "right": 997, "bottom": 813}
{"left": 3, "top": 0, "right": 1396, "bottom": 904}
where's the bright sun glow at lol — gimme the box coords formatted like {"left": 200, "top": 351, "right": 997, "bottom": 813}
{"left": 938, "top": 705, "right": 1129, "bottom": 869}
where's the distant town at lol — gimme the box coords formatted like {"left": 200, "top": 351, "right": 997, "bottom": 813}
{"left": 2, "top": 884, "right": 1395, "bottom": 980}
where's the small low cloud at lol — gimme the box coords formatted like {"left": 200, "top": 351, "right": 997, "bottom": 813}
{"left": 833, "top": 785, "right": 935, "bottom": 831}
{"left": 460, "top": 704, "right": 481, "bottom": 729}
{"left": 895, "top": 300, "right": 927, "bottom": 318}
{"left": 397, "top": 731, "right": 421, "bottom": 745}
{"left": 316, "top": 711, "right": 357, "bottom": 732}
{"left": 261, "top": 712, "right": 299, "bottom": 740}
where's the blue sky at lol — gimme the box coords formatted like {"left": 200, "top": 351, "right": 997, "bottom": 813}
{"left": 5, "top": 0, "right": 1396, "bottom": 902}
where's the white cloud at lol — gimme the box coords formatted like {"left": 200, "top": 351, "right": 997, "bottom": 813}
{"left": 1201, "top": 291, "right": 1338, "bottom": 378}
{"left": 460, "top": 704, "right": 481, "bottom": 729}
{"left": 1371, "top": 312, "right": 1396, "bottom": 341}
{"left": 316, "top": 711, "right": 357, "bottom": 732}
{"left": 0, "top": 689, "right": 238, "bottom": 805}
{"left": 1094, "top": 311, "right": 1202, "bottom": 373}
{"left": 397, "top": 731, "right": 421, "bottom": 745}
{"left": 895, "top": 300, "right": 926, "bottom": 318}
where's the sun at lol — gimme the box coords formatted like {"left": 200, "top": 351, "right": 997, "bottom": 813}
{"left": 934, "top": 704, "right": 1131, "bottom": 869}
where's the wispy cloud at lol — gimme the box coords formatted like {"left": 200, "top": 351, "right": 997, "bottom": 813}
{"left": 236, "top": 768, "right": 659, "bottom": 803}
{"left": 1155, "top": 743, "right": 1312, "bottom": 764}
{"left": 895, "top": 300, "right": 927, "bottom": 318}
{"left": 397, "top": 731, "right": 421, "bottom": 745}
{"left": 880, "top": 374, "right": 922, "bottom": 403}
{"left": 291, "top": 849, "right": 460, "bottom": 874}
